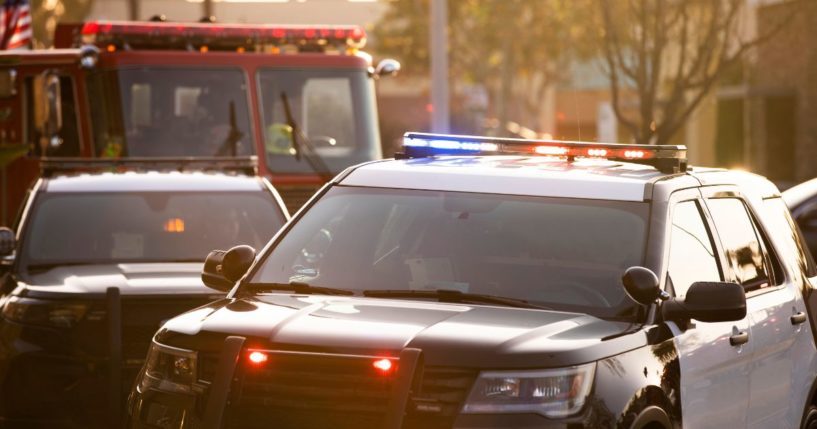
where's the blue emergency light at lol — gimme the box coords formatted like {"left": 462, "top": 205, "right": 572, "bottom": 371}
{"left": 399, "top": 132, "right": 688, "bottom": 174}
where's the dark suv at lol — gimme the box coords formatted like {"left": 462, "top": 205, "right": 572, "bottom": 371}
{"left": 128, "top": 135, "right": 817, "bottom": 429}
{"left": 0, "top": 158, "right": 288, "bottom": 428}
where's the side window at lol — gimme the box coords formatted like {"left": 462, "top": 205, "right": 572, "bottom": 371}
{"left": 707, "top": 198, "right": 774, "bottom": 291}
{"left": 24, "top": 75, "right": 80, "bottom": 157}
{"left": 667, "top": 201, "right": 721, "bottom": 298}
{"left": 763, "top": 197, "right": 817, "bottom": 277}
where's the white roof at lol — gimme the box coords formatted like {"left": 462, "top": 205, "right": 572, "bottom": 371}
{"left": 340, "top": 156, "right": 669, "bottom": 202}
{"left": 45, "top": 171, "right": 264, "bottom": 193}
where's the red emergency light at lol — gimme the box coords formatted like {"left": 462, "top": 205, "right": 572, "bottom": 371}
{"left": 80, "top": 20, "right": 367, "bottom": 52}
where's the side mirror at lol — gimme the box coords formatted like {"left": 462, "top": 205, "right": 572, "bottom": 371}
{"left": 33, "top": 71, "right": 63, "bottom": 151}
{"left": 662, "top": 282, "right": 746, "bottom": 323}
{"left": 0, "top": 227, "right": 15, "bottom": 256}
{"left": 201, "top": 245, "right": 256, "bottom": 292}
{"left": 622, "top": 266, "right": 667, "bottom": 306}
{"left": 798, "top": 206, "right": 817, "bottom": 230}
{"left": 374, "top": 59, "right": 401, "bottom": 79}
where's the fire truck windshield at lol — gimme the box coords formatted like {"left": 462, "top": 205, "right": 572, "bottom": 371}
{"left": 258, "top": 68, "right": 380, "bottom": 175}
{"left": 86, "top": 68, "right": 254, "bottom": 158}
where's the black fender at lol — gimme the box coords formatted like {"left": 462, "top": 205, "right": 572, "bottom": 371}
{"left": 630, "top": 405, "right": 672, "bottom": 429}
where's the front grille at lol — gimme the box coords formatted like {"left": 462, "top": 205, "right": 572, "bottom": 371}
{"left": 220, "top": 350, "right": 476, "bottom": 429}
{"left": 120, "top": 297, "right": 213, "bottom": 366}
{"left": 276, "top": 184, "right": 322, "bottom": 214}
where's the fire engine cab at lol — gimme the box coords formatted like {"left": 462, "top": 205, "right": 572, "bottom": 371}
{"left": 0, "top": 20, "right": 399, "bottom": 222}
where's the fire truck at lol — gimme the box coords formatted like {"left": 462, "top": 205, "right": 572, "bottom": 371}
{"left": 0, "top": 20, "right": 400, "bottom": 223}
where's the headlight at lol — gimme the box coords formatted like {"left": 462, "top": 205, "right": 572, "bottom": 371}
{"left": 462, "top": 363, "right": 595, "bottom": 418}
{"left": 1, "top": 296, "right": 88, "bottom": 328}
{"left": 139, "top": 342, "right": 198, "bottom": 394}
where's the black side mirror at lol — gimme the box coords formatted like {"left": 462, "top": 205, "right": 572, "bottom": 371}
{"left": 622, "top": 266, "right": 667, "bottom": 306}
{"left": 798, "top": 207, "right": 817, "bottom": 230}
{"left": 201, "top": 245, "right": 256, "bottom": 292}
{"left": 662, "top": 282, "right": 746, "bottom": 323}
{"left": 0, "top": 227, "right": 15, "bottom": 256}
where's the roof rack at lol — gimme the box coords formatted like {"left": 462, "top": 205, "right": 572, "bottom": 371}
{"left": 397, "top": 132, "right": 687, "bottom": 174}
{"left": 40, "top": 156, "right": 258, "bottom": 177}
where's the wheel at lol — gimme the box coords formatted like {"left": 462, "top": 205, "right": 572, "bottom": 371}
{"left": 803, "top": 405, "right": 817, "bottom": 429}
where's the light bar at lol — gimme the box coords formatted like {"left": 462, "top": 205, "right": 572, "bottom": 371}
{"left": 80, "top": 20, "right": 366, "bottom": 52}
{"left": 400, "top": 133, "right": 687, "bottom": 174}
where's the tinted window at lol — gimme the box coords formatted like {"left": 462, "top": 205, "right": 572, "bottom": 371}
{"left": 707, "top": 198, "right": 772, "bottom": 291}
{"left": 252, "top": 187, "right": 649, "bottom": 319}
{"left": 667, "top": 201, "right": 721, "bottom": 298}
{"left": 21, "top": 191, "right": 283, "bottom": 270}
{"left": 764, "top": 197, "right": 817, "bottom": 277}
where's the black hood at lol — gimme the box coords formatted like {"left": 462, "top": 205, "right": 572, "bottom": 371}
{"left": 158, "top": 294, "right": 646, "bottom": 368}
{"left": 16, "top": 263, "right": 220, "bottom": 298}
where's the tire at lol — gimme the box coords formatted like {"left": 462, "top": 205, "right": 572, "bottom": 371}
{"left": 803, "top": 405, "right": 817, "bottom": 429}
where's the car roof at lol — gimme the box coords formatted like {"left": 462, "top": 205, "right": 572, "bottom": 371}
{"left": 782, "top": 177, "right": 817, "bottom": 209}
{"left": 43, "top": 171, "right": 266, "bottom": 193}
{"left": 340, "top": 156, "right": 672, "bottom": 201}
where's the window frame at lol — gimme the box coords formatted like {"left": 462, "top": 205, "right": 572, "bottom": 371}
{"left": 664, "top": 196, "right": 724, "bottom": 299}
{"left": 701, "top": 188, "right": 786, "bottom": 297}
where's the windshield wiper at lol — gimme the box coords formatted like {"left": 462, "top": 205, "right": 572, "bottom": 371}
{"left": 362, "top": 289, "right": 551, "bottom": 310}
{"left": 252, "top": 281, "right": 355, "bottom": 296}
{"left": 279, "top": 91, "right": 333, "bottom": 181}
{"left": 217, "top": 100, "right": 245, "bottom": 157}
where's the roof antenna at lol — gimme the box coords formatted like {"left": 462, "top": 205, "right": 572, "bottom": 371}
{"left": 572, "top": 84, "right": 583, "bottom": 141}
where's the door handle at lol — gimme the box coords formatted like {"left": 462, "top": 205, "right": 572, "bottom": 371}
{"left": 791, "top": 312, "right": 808, "bottom": 325}
{"left": 730, "top": 331, "right": 749, "bottom": 346}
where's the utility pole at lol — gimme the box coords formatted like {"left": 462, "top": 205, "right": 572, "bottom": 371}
{"left": 430, "top": 0, "right": 450, "bottom": 133}
{"left": 127, "top": 0, "right": 139, "bottom": 20}
{"left": 204, "top": 0, "right": 215, "bottom": 19}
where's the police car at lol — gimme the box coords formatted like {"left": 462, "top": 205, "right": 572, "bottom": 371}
{"left": 128, "top": 134, "right": 817, "bottom": 429}
{"left": 0, "top": 158, "right": 288, "bottom": 428}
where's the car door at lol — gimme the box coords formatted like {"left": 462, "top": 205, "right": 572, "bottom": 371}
{"left": 664, "top": 190, "right": 752, "bottom": 428}
{"left": 704, "top": 188, "right": 805, "bottom": 428}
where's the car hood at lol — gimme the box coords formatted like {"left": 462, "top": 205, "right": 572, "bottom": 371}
{"left": 16, "top": 263, "right": 220, "bottom": 297}
{"left": 158, "top": 294, "right": 645, "bottom": 368}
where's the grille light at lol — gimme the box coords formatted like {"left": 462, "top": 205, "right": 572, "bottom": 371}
{"left": 372, "top": 358, "right": 394, "bottom": 374}
{"left": 248, "top": 351, "right": 269, "bottom": 365}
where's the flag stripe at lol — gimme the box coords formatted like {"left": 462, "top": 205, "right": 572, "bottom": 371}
{"left": 0, "top": 0, "right": 31, "bottom": 50}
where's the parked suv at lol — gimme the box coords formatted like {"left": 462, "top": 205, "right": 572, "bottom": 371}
{"left": 129, "top": 135, "right": 817, "bottom": 429}
{"left": 0, "top": 158, "right": 288, "bottom": 428}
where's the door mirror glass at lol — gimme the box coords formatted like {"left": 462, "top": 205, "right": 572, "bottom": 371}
{"left": 798, "top": 206, "right": 817, "bottom": 230}
{"left": 0, "top": 227, "right": 15, "bottom": 256}
{"left": 621, "top": 266, "right": 665, "bottom": 306}
{"left": 33, "top": 71, "right": 63, "bottom": 151}
{"left": 374, "top": 59, "right": 401, "bottom": 79}
{"left": 662, "top": 281, "right": 746, "bottom": 323}
{"left": 201, "top": 245, "right": 256, "bottom": 292}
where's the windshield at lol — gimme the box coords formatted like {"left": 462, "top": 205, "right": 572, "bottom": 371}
{"left": 21, "top": 191, "right": 283, "bottom": 270}
{"left": 258, "top": 69, "right": 380, "bottom": 175}
{"left": 87, "top": 68, "right": 254, "bottom": 158}
{"left": 251, "top": 187, "right": 649, "bottom": 319}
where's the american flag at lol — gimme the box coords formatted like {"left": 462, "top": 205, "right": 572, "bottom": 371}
{"left": 0, "top": 0, "right": 31, "bottom": 50}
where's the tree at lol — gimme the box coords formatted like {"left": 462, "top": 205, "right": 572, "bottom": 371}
{"left": 373, "top": 0, "right": 592, "bottom": 135}
{"left": 595, "top": 0, "right": 783, "bottom": 145}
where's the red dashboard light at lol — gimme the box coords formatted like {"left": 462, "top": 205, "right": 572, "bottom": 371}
{"left": 248, "top": 351, "right": 269, "bottom": 365}
{"left": 373, "top": 358, "right": 393, "bottom": 373}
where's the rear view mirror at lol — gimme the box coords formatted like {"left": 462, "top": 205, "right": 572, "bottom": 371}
{"left": 374, "top": 59, "right": 401, "bottom": 79}
{"left": 202, "top": 245, "right": 256, "bottom": 292}
{"left": 662, "top": 282, "right": 746, "bottom": 323}
{"left": 0, "top": 227, "right": 14, "bottom": 256}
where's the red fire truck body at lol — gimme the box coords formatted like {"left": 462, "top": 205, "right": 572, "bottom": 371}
{"left": 0, "top": 21, "right": 398, "bottom": 223}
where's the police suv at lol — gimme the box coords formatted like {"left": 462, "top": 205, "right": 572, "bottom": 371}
{"left": 0, "top": 158, "right": 288, "bottom": 428}
{"left": 128, "top": 134, "right": 817, "bottom": 429}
